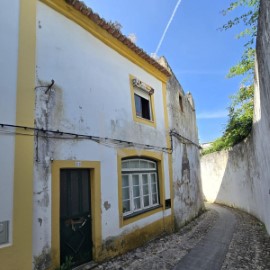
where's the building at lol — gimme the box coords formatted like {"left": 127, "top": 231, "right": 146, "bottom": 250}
{"left": 160, "top": 58, "right": 204, "bottom": 229}
{"left": 0, "top": 1, "right": 203, "bottom": 269}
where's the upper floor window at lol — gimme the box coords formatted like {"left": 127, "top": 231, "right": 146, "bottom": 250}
{"left": 130, "top": 76, "right": 156, "bottom": 127}
{"left": 134, "top": 88, "right": 152, "bottom": 120}
{"left": 122, "top": 158, "right": 159, "bottom": 217}
{"left": 179, "top": 94, "right": 184, "bottom": 112}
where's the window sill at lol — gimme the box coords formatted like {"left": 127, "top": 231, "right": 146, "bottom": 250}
{"left": 121, "top": 205, "right": 163, "bottom": 227}
{"left": 134, "top": 116, "right": 156, "bottom": 128}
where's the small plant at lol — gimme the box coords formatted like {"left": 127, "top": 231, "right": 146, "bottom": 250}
{"left": 55, "top": 256, "right": 73, "bottom": 270}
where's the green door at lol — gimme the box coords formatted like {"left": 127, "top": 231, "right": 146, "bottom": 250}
{"left": 60, "top": 169, "right": 92, "bottom": 267}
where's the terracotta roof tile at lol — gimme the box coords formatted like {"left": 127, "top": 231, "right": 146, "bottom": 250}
{"left": 64, "top": 0, "right": 171, "bottom": 77}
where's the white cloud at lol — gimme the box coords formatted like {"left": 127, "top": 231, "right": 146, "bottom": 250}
{"left": 196, "top": 110, "right": 228, "bottom": 119}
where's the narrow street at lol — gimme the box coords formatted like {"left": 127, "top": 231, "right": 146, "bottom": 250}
{"left": 91, "top": 204, "right": 270, "bottom": 270}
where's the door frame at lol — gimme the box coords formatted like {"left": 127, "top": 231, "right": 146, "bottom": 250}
{"left": 51, "top": 160, "right": 102, "bottom": 268}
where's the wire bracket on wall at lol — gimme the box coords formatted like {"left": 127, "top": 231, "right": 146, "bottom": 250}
{"left": 34, "top": 79, "right": 55, "bottom": 94}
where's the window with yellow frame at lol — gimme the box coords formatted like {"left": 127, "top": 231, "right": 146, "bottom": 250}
{"left": 130, "top": 75, "right": 156, "bottom": 127}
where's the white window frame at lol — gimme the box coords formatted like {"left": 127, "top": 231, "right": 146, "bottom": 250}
{"left": 122, "top": 158, "right": 159, "bottom": 217}
{"left": 134, "top": 87, "right": 153, "bottom": 120}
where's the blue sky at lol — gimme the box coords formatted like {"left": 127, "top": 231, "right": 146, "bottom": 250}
{"left": 84, "top": 0, "right": 248, "bottom": 143}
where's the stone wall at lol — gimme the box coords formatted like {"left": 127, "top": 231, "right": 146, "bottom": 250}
{"left": 160, "top": 57, "right": 204, "bottom": 229}
{"left": 201, "top": 0, "right": 270, "bottom": 234}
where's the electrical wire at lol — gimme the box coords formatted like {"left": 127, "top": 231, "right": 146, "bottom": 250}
{"left": 0, "top": 123, "right": 171, "bottom": 153}
{"left": 170, "top": 130, "right": 201, "bottom": 149}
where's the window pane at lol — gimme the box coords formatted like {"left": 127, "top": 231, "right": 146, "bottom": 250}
{"left": 129, "top": 160, "right": 140, "bottom": 169}
{"left": 151, "top": 174, "right": 157, "bottom": 184}
{"left": 143, "top": 184, "right": 149, "bottom": 195}
{"left": 143, "top": 195, "right": 150, "bottom": 207}
{"left": 122, "top": 161, "right": 128, "bottom": 169}
{"left": 148, "top": 162, "right": 156, "bottom": 168}
{"left": 123, "top": 200, "right": 130, "bottom": 213}
{"left": 122, "top": 175, "right": 129, "bottom": 187}
{"left": 132, "top": 175, "right": 139, "bottom": 185}
{"left": 151, "top": 183, "right": 157, "bottom": 193}
{"left": 140, "top": 160, "right": 148, "bottom": 169}
{"left": 122, "top": 187, "right": 130, "bottom": 200}
{"left": 134, "top": 198, "right": 141, "bottom": 210}
{"left": 142, "top": 174, "right": 148, "bottom": 184}
{"left": 152, "top": 194, "right": 158, "bottom": 204}
{"left": 133, "top": 185, "right": 140, "bottom": 197}
{"left": 135, "top": 94, "right": 142, "bottom": 117}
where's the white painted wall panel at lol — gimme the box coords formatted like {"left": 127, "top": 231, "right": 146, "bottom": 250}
{"left": 0, "top": 0, "right": 20, "bottom": 246}
{"left": 33, "top": 2, "right": 170, "bottom": 255}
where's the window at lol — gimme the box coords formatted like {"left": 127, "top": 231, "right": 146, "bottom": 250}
{"left": 134, "top": 90, "right": 152, "bottom": 120}
{"left": 122, "top": 158, "right": 159, "bottom": 217}
{"left": 179, "top": 94, "right": 184, "bottom": 112}
{"left": 130, "top": 76, "right": 156, "bottom": 127}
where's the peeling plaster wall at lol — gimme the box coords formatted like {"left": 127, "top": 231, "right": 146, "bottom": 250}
{"left": 201, "top": 0, "right": 270, "bottom": 234}
{"left": 164, "top": 60, "right": 204, "bottom": 229}
{"left": 0, "top": 0, "right": 20, "bottom": 246}
{"left": 33, "top": 2, "right": 172, "bottom": 260}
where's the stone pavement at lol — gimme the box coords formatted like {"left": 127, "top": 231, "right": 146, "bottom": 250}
{"left": 173, "top": 205, "right": 236, "bottom": 270}
{"left": 90, "top": 204, "right": 270, "bottom": 270}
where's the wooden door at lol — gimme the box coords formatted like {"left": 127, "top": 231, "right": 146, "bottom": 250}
{"left": 60, "top": 169, "right": 92, "bottom": 267}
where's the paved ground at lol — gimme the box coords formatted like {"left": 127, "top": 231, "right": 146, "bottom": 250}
{"left": 90, "top": 204, "right": 270, "bottom": 270}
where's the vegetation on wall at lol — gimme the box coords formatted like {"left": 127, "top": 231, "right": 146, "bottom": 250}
{"left": 202, "top": 0, "right": 259, "bottom": 155}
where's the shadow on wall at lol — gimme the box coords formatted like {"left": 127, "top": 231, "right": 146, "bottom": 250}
{"left": 201, "top": 0, "right": 270, "bottom": 235}
{"left": 201, "top": 118, "right": 270, "bottom": 235}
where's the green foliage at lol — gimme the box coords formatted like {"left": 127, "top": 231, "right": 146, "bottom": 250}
{"left": 202, "top": 0, "right": 259, "bottom": 155}
{"left": 202, "top": 85, "right": 254, "bottom": 155}
{"left": 55, "top": 256, "right": 73, "bottom": 270}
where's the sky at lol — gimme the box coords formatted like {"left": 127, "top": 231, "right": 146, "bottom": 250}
{"left": 84, "top": 0, "right": 248, "bottom": 143}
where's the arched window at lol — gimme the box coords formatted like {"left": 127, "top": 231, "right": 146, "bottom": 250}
{"left": 121, "top": 158, "right": 159, "bottom": 216}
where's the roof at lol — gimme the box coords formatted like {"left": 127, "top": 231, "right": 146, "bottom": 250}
{"left": 65, "top": 0, "right": 171, "bottom": 77}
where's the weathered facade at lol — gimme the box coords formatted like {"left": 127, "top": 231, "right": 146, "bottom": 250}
{"left": 160, "top": 58, "right": 204, "bottom": 229}
{"left": 0, "top": 0, "right": 36, "bottom": 269}
{"left": 201, "top": 0, "right": 270, "bottom": 235}
{"left": 0, "top": 1, "right": 203, "bottom": 269}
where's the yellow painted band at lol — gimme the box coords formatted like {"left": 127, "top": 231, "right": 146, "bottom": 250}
{"left": 162, "top": 82, "right": 175, "bottom": 227}
{"left": 97, "top": 215, "right": 172, "bottom": 261}
{"left": 0, "top": 0, "right": 36, "bottom": 269}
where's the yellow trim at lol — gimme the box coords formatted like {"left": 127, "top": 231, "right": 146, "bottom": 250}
{"left": 117, "top": 149, "right": 165, "bottom": 227}
{"left": 162, "top": 82, "right": 174, "bottom": 227}
{"left": 97, "top": 215, "right": 172, "bottom": 261}
{"left": 51, "top": 160, "right": 102, "bottom": 268}
{"left": 40, "top": 0, "right": 169, "bottom": 83}
{"left": 0, "top": 0, "right": 36, "bottom": 269}
{"left": 129, "top": 75, "right": 156, "bottom": 128}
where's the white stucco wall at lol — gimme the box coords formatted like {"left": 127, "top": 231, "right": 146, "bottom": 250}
{"left": 201, "top": 142, "right": 256, "bottom": 212}
{"left": 33, "top": 2, "right": 172, "bottom": 258}
{"left": 0, "top": 0, "right": 20, "bottom": 246}
{"left": 201, "top": 0, "right": 270, "bottom": 234}
{"left": 165, "top": 62, "right": 204, "bottom": 229}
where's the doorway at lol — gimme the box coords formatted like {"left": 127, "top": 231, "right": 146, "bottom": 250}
{"left": 60, "top": 169, "right": 92, "bottom": 267}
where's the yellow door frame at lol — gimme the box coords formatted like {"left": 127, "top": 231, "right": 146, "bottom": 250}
{"left": 51, "top": 160, "right": 102, "bottom": 268}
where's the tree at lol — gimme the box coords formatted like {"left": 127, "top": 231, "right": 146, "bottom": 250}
{"left": 202, "top": 0, "right": 259, "bottom": 155}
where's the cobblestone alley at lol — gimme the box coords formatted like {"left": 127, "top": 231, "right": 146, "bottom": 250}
{"left": 84, "top": 204, "right": 270, "bottom": 270}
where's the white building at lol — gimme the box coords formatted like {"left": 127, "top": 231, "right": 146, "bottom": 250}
{"left": 0, "top": 1, "right": 203, "bottom": 269}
